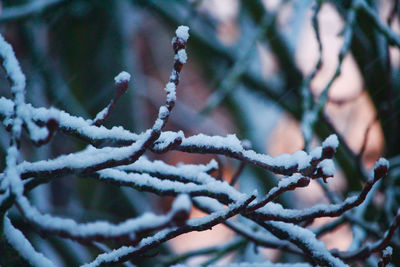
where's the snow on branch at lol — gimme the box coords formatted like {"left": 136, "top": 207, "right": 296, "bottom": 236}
{"left": 263, "top": 221, "right": 346, "bottom": 267}
{"left": 81, "top": 193, "right": 255, "bottom": 266}
{"left": 246, "top": 175, "right": 310, "bottom": 212}
{"left": 0, "top": 97, "right": 141, "bottom": 146}
{"left": 0, "top": 34, "right": 53, "bottom": 146}
{"left": 93, "top": 167, "right": 244, "bottom": 204}
{"left": 117, "top": 156, "right": 218, "bottom": 184}
{"left": 154, "top": 133, "right": 340, "bottom": 178}
{"left": 3, "top": 215, "right": 55, "bottom": 267}
{"left": 251, "top": 158, "right": 388, "bottom": 223}
{"left": 14, "top": 193, "right": 192, "bottom": 245}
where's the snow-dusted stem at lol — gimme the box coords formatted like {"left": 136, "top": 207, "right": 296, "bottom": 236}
{"left": 81, "top": 194, "right": 255, "bottom": 266}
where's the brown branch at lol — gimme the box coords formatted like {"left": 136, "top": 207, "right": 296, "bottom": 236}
{"left": 250, "top": 158, "right": 389, "bottom": 223}
{"left": 246, "top": 175, "right": 310, "bottom": 213}
{"left": 33, "top": 118, "right": 59, "bottom": 146}
{"left": 14, "top": 193, "right": 192, "bottom": 247}
{"left": 85, "top": 194, "right": 256, "bottom": 266}
{"left": 92, "top": 73, "right": 130, "bottom": 127}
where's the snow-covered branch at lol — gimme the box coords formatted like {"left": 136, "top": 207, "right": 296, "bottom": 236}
{"left": 15, "top": 193, "right": 192, "bottom": 245}
{"left": 81, "top": 193, "right": 256, "bottom": 266}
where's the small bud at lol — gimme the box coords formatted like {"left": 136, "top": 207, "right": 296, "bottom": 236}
{"left": 318, "top": 159, "right": 335, "bottom": 177}
{"left": 114, "top": 71, "right": 130, "bottom": 98}
{"left": 172, "top": 39, "right": 185, "bottom": 53}
{"left": 297, "top": 177, "right": 310, "bottom": 187}
{"left": 171, "top": 194, "right": 191, "bottom": 226}
{"left": 34, "top": 118, "right": 59, "bottom": 146}
{"left": 174, "top": 60, "right": 183, "bottom": 72}
{"left": 114, "top": 71, "right": 131, "bottom": 84}
{"left": 46, "top": 118, "right": 59, "bottom": 132}
{"left": 321, "top": 134, "right": 339, "bottom": 159}
{"left": 172, "top": 209, "right": 190, "bottom": 227}
{"left": 175, "top": 25, "right": 190, "bottom": 42}
{"left": 241, "top": 139, "right": 252, "bottom": 150}
{"left": 374, "top": 158, "right": 389, "bottom": 181}
{"left": 322, "top": 146, "right": 335, "bottom": 159}
{"left": 177, "top": 49, "right": 187, "bottom": 64}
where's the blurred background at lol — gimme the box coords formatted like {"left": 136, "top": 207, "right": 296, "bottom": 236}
{"left": 1, "top": 0, "right": 400, "bottom": 266}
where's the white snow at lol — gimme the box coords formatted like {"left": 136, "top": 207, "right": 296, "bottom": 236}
{"left": 182, "top": 133, "right": 243, "bottom": 152}
{"left": 158, "top": 106, "right": 169, "bottom": 119}
{"left": 177, "top": 49, "right": 187, "bottom": 64}
{"left": 5, "top": 146, "right": 24, "bottom": 196}
{"left": 118, "top": 156, "right": 217, "bottom": 184}
{"left": 93, "top": 105, "right": 110, "bottom": 123}
{"left": 0, "top": 34, "right": 26, "bottom": 96}
{"left": 322, "top": 134, "right": 339, "bottom": 150}
{"left": 383, "top": 246, "right": 393, "bottom": 256}
{"left": 114, "top": 71, "right": 131, "bottom": 84}
{"left": 310, "top": 147, "right": 322, "bottom": 159}
{"left": 277, "top": 174, "right": 303, "bottom": 188}
{"left": 15, "top": 191, "right": 195, "bottom": 243}
{"left": 17, "top": 131, "right": 151, "bottom": 174}
{"left": 375, "top": 157, "right": 389, "bottom": 169}
{"left": 0, "top": 33, "right": 27, "bottom": 145}
{"left": 175, "top": 25, "right": 190, "bottom": 41}
{"left": 152, "top": 131, "right": 184, "bottom": 151}
{"left": 180, "top": 133, "right": 317, "bottom": 171}
{"left": 169, "top": 71, "right": 177, "bottom": 81}
{"left": 164, "top": 82, "right": 176, "bottom": 102}
{"left": 0, "top": 98, "right": 140, "bottom": 141}
{"left": 81, "top": 245, "right": 135, "bottom": 267}
{"left": 291, "top": 150, "right": 311, "bottom": 169}
{"left": 17, "top": 104, "right": 49, "bottom": 142}
{"left": 0, "top": 97, "right": 15, "bottom": 117}
{"left": 153, "top": 118, "right": 164, "bottom": 131}
{"left": 256, "top": 194, "right": 359, "bottom": 221}
{"left": 82, "top": 194, "right": 255, "bottom": 267}
{"left": 318, "top": 159, "right": 335, "bottom": 176}
{"left": 4, "top": 216, "right": 55, "bottom": 267}
{"left": 97, "top": 168, "right": 244, "bottom": 200}
{"left": 268, "top": 221, "right": 346, "bottom": 266}
{"left": 172, "top": 194, "right": 191, "bottom": 213}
